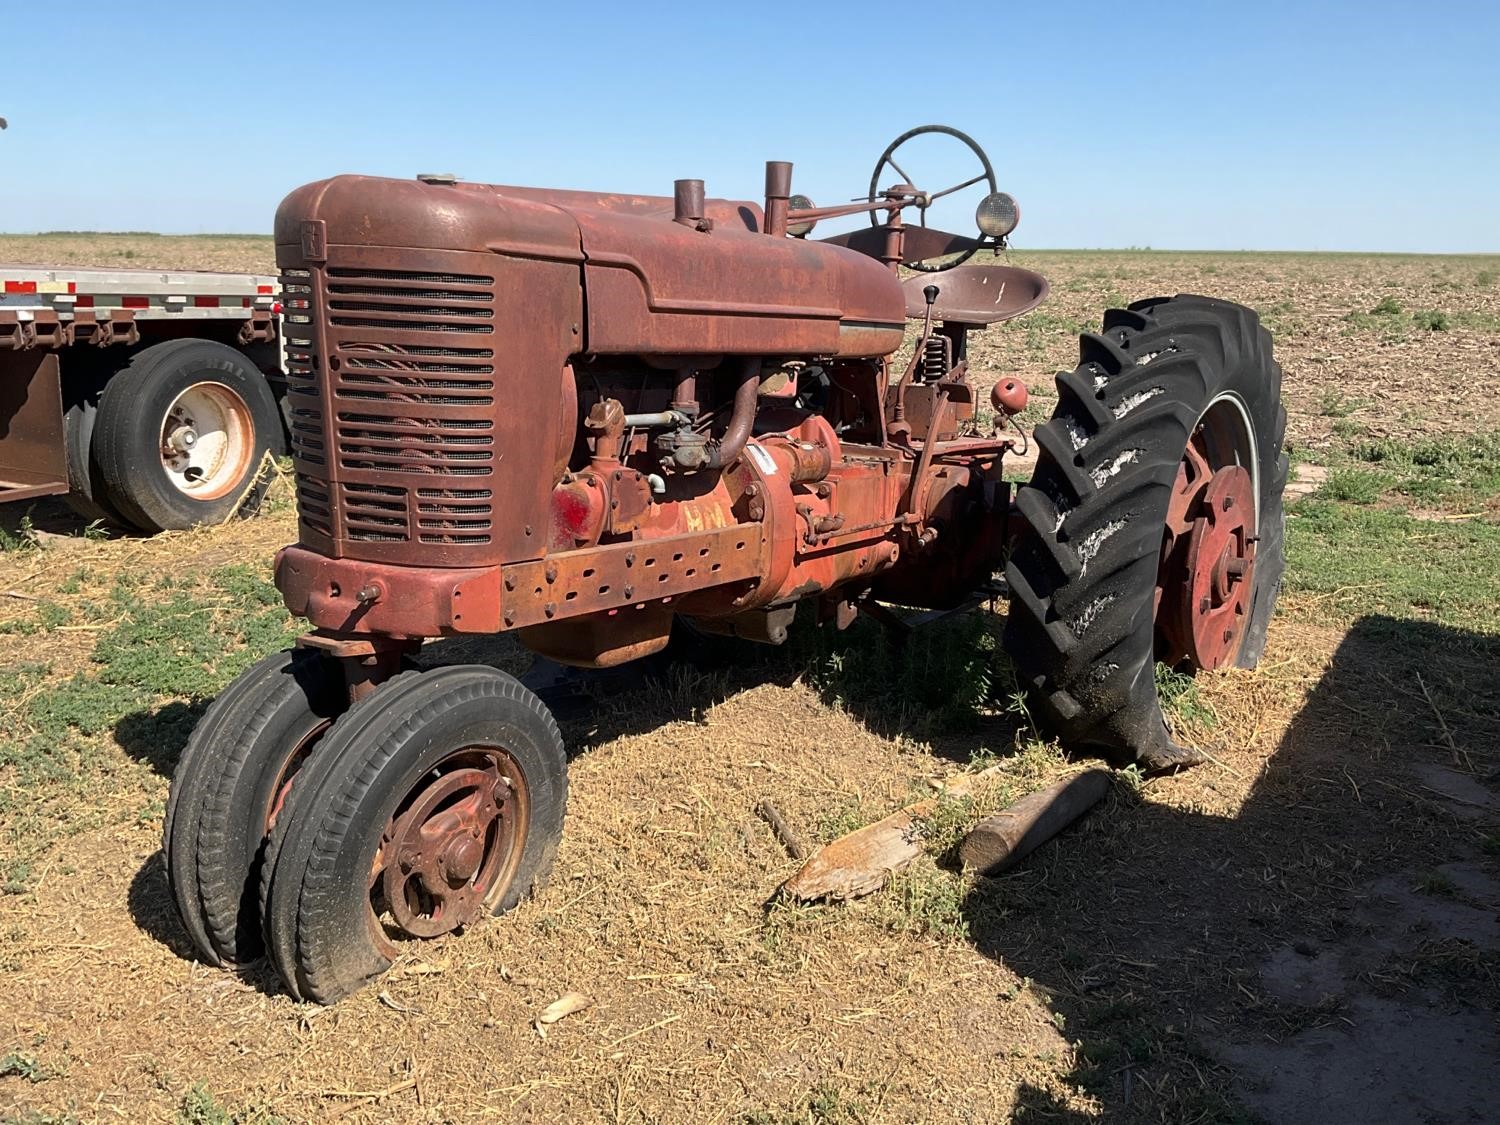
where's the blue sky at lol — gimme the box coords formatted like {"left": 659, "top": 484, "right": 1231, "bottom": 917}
{"left": 2, "top": 0, "right": 1496, "bottom": 251}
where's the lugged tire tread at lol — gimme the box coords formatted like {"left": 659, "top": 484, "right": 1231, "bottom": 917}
{"left": 1004, "top": 294, "right": 1286, "bottom": 765}
{"left": 164, "top": 650, "right": 305, "bottom": 966}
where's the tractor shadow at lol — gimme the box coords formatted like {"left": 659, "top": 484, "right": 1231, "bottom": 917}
{"left": 114, "top": 698, "right": 209, "bottom": 778}
{"left": 125, "top": 597, "right": 1500, "bottom": 1104}
{"left": 420, "top": 602, "right": 1025, "bottom": 766}
{"left": 968, "top": 615, "right": 1500, "bottom": 1122}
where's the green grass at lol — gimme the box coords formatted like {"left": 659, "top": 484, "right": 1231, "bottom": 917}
{"left": 743, "top": 1082, "right": 874, "bottom": 1125}
{"left": 1318, "top": 389, "right": 1368, "bottom": 418}
{"left": 874, "top": 862, "right": 970, "bottom": 942}
{"left": 0, "top": 564, "right": 300, "bottom": 896}
{"left": 1344, "top": 302, "right": 1500, "bottom": 336}
{"left": 817, "top": 799, "right": 872, "bottom": 842}
{"left": 1286, "top": 500, "right": 1500, "bottom": 630}
{"left": 1326, "top": 432, "right": 1500, "bottom": 509}
{"left": 910, "top": 791, "right": 982, "bottom": 862}
{"left": 1155, "top": 664, "right": 1218, "bottom": 731}
{"left": 175, "top": 1083, "right": 286, "bottom": 1125}
{"left": 1416, "top": 871, "right": 1459, "bottom": 898}
{"left": 1318, "top": 467, "right": 1385, "bottom": 504}
{"left": 0, "top": 1049, "right": 53, "bottom": 1082}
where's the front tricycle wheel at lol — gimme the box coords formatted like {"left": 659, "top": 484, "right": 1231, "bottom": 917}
{"left": 259, "top": 665, "right": 568, "bottom": 1004}
{"left": 1004, "top": 294, "right": 1287, "bottom": 770}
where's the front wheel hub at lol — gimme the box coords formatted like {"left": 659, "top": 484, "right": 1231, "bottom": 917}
{"left": 1156, "top": 438, "right": 1257, "bottom": 670}
{"left": 377, "top": 759, "right": 519, "bottom": 940}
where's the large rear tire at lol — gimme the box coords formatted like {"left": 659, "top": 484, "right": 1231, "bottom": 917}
{"left": 1004, "top": 295, "right": 1286, "bottom": 769}
{"left": 259, "top": 665, "right": 568, "bottom": 1003}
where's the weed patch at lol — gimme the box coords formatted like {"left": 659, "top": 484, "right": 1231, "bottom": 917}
{"left": 1347, "top": 432, "right": 1500, "bottom": 508}
{"left": 875, "top": 861, "right": 970, "bottom": 942}
{"left": 1286, "top": 500, "right": 1500, "bottom": 629}
{"left": 1155, "top": 664, "right": 1218, "bottom": 734}
{"left": 1318, "top": 467, "right": 1385, "bottom": 504}
{"left": 0, "top": 566, "right": 299, "bottom": 895}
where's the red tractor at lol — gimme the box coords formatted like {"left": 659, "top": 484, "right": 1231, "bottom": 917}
{"left": 165, "top": 127, "right": 1285, "bottom": 1002}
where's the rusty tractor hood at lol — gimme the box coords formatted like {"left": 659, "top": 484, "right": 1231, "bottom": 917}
{"left": 275, "top": 175, "right": 906, "bottom": 358}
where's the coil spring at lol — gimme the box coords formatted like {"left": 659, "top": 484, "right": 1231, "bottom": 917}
{"left": 921, "top": 333, "right": 949, "bottom": 381}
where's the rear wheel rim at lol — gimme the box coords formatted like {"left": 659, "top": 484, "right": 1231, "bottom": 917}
{"left": 159, "top": 381, "right": 255, "bottom": 501}
{"left": 1155, "top": 395, "right": 1259, "bottom": 670}
{"left": 366, "top": 747, "right": 530, "bottom": 954}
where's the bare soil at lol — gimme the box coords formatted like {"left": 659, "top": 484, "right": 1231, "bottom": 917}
{"left": 1, "top": 239, "right": 1497, "bottom": 1124}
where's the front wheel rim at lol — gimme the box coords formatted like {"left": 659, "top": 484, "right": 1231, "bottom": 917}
{"left": 366, "top": 747, "right": 530, "bottom": 954}
{"left": 158, "top": 381, "right": 255, "bottom": 501}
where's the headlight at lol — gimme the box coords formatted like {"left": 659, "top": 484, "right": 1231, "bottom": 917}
{"left": 975, "top": 191, "right": 1020, "bottom": 238}
{"left": 787, "top": 194, "right": 817, "bottom": 237}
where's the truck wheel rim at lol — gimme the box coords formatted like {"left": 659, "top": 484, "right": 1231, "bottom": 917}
{"left": 369, "top": 748, "right": 530, "bottom": 948}
{"left": 159, "top": 381, "right": 255, "bottom": 501}
{"left": 1155, "top": 397, "right": 1259, "bottom": 670}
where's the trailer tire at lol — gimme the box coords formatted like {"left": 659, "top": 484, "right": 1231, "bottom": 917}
{"left": 62, "top": 391, "right": 128, "bottom": 527}
{"left": 260, "top": 665, "right": 568, "bottom": 1003}
{"left": 1004, "top": 295, "right": 1286, "bottom": 771}
{"left": 163, "top": 649, "right": 344, "bottom": 966}
{"left": 93, "top": 339, "right": 280, "bottom": 533}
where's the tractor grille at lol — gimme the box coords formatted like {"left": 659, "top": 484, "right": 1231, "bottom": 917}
{"left": 282, "top": 259, "right": 500, "bottom": 563}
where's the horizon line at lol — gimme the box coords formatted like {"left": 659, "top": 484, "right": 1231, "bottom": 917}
{"left": 1, "top": 232, "right": 1496, "bottom": 258}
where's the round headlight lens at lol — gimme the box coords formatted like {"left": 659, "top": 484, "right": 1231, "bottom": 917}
{"left": 975, "top": 191, "right": 1020, "bottom": 239}
{"left": 787, "top": 194, "right": 817, "bottom": 237}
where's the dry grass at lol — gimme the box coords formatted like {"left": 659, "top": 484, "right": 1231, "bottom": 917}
{"left": 1, "top": 240, "right": 1497, "bottom": 1123}
{"left": 0, "top": 233, "right": 273, "bottom": 276}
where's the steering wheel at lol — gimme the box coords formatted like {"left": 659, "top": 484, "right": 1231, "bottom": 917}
{"left": 868, "top": 124, "right": 998, "bottom": 272}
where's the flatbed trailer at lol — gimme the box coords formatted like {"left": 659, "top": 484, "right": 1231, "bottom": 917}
{"left": 0, "top": 264, "right": 285, "bottom": 532}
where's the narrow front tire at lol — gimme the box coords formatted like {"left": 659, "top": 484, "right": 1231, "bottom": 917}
{"left": 259, "top": 665, "right": 568, "bottom": 1004}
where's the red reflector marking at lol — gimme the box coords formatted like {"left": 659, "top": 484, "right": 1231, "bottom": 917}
{"left": 67, "top": 282, "right": 77, "bottom": 295}
{"left": 122, "top": 296, "right": 149, "bottom": 308}
{"left": 76, "top": 295, "right": 94, "bottom": 308}
{"left": 4, "top": 280, "right": 38, "bottom": 294}
{"left": 272, "top": 301, "right": 283, "bottom": 315}
{"left": 257, "top": 284, "right": 274, "bottom": 294}
{"left": 242, "top": 297, "right": 252, "bottom": 308}
{"left": 194, "top": 296, "right": 220, "bottom": 308}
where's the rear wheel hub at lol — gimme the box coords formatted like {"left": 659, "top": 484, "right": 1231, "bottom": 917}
{"left": 1156, "top": 436, "right": 1257, "bottom": 670}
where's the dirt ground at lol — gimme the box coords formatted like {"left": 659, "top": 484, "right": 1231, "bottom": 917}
{"left": 1, "top": 237, "right": 1497, "bottom": 1124}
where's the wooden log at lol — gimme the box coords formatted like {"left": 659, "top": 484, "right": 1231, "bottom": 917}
{"left": 958, "top": 768, "right": 1112, "bottom": 875}
{"left": 777, "top": 766, "right": 1002, "bottom": 902}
